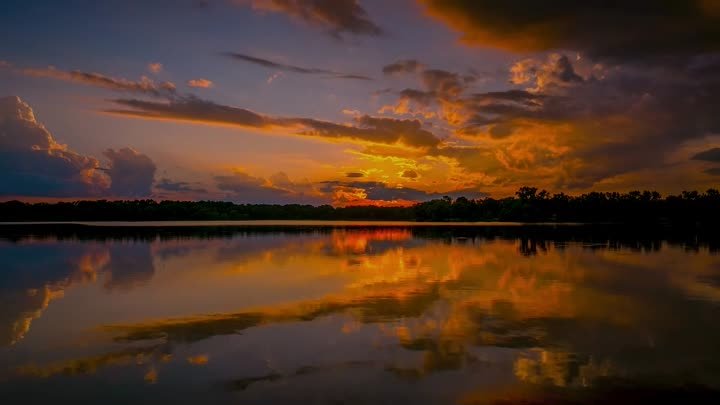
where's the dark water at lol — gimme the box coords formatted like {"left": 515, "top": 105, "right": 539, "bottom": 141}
{"left": 1, "top": 223, "right": 720, "bottom": 404}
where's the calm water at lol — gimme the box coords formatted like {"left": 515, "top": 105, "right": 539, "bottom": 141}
{"left": 1, "top": 223, "right": 720, "bottom": 404}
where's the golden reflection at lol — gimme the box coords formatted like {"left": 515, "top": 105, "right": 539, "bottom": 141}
{"left": 4, "top": 229, "right": 720, "bottom": 402}
{"left": 187, "top": 355, "right": 209, "bottom": 366}
{"left": 514, "top": 349, "right": 614, "bottom": 387}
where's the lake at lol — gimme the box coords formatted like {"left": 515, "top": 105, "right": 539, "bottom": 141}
{"left": 1, "top": 223, "right": 720, "bottom": 404}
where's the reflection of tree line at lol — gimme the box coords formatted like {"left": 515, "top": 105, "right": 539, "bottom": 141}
{"left": 2, "top": 187, "right": 720, "bottom": 224}
{"left": 3, "top": 224, "right": 720, "bottom": 252}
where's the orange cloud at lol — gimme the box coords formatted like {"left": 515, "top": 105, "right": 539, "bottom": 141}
{"left": 13, "top": 65, "right": 176, "bottom": 97}
{"left": 187, "top": 78, "right": 214, "bottom": 88}
{"left": 147, "top": 62, "right": 163, "bottom": 74}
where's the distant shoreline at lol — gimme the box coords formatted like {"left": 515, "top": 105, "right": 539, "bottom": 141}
{"left": 1, "top": 188, "right": 718, "bottom": 226}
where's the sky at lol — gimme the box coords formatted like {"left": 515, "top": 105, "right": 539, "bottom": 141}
{"left": 1, "top": 0, "right": 719, "bottom": 205}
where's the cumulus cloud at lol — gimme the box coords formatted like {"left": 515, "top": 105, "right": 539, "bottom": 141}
{"left": 103, "top": 148, "right": 157, "bottom": 197}
{"left": 418, "top": 0, "right": 720, "bottom": 61}
{"left": 224, "top": 52, "right": 372, "bottom": 80}
{"left": 509, "top": 53, "right": 583, "bottom": 91}
{"left": 373, "top": 44, "right": 720, "bottom": 191}
{"left": 104, "top": 96, "right": 442, "bottom": 148}
{"left": 10, "top": 65, "right": 176, "bottom": 97}
{"left": 0, "top": 96, "right": 107, "bottom": 197}
{"left": 0, "top": 96, "right": 163, "bottom": 199}
{"left": 187, "top": 78, "right": 214, "bottom": 88}
{"left": 239, "top": 0, "right": 383, "bottom": 38}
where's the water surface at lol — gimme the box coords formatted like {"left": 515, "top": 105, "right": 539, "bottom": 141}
{"left": 1, "top": 224, "right": 720, "bottom": 404}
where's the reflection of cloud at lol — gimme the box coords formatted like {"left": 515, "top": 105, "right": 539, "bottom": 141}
{"left": 103, "top": 243, "right": 156, "bottom": 291}
{"left": 6, "top": 227, "right": 720, "bottom": 398}
{"left": 0, "top": 240, "right": 154, "bottom": 345}
{"left": 515, "top": 349, "right": 614, "bottom": 387}
{"left": 16, "top": 344, "right": 167, "bottom": 378}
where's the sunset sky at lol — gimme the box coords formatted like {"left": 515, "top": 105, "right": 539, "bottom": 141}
{"left": 1, "top": 0, "right": 719, "bottom": 205}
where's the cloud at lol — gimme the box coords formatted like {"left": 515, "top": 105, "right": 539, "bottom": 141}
{"left": 11, "top": 65, "right": 176, "bottom": 97}
{"left": 321, "top": 180, "right": 487, "bottom": 204}
{"left": 510, "top": 54, "right": 583, "bottom": 91}
{"left": 692, "top": 148, "right": 720, "bottom": 162}
{"left": 155, "top": 178, "right": 206, "bottom": 193}
{"left": 372, "top": 50, "right": 720, "bottom": 192}
{"left": 0, "top": 96, "right": 108, "bottom": 197}
{"left": 705, "top": 167, "right": 720, "bottom": 176}
{"left": 345, "top": 172, "right": 364, "bottom": 178}
{"left": 420, "top": 69, "right": 475, "bottom": 98}
{"left": 401, "top": 169, "right": 418, "bottom": 179}
{"left": 418, "top": 0, "right": 720, "bottom": 61}
{"left": 224, "top": 52, "right": 372, "bottom": 80}
{"left": 187, "top": 78, "right": 214, "bottom": 88}
{"left": 214, "top": 170, "right": 324, "bottom": 204}
{"left": 382, "top": 59, "right": 424, "bottom": 75}
{"left": 104, "top": 96, "right": 442, "bottom": 148}
{"left": 147, "top": 63, "right": 163, "bottom": 74}
{"left": 103, "top": 148, "right": 157, "bottom": 197}
{"left": 239, "top": 0, "right": 383, "bottom": 38}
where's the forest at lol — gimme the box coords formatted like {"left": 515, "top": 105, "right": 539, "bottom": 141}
{"left": 1, "top": 187, "right": 719, "bottom": 224}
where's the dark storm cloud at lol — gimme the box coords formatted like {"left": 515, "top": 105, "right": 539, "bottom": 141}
{"left": 692, "top": 148, "right": 720, "bottom": 162}
{"left": 224, "top": 52, "right": 372, "bottom": 80}
{"left": 103, "top": 148, "right": 157, "bottom": 197}
{"left": 419, "top": 0, "right": 720, "bottom": 61}
{"left": 374, "top": 47, "right": 720, "bottom": 190}
{"left": 105, "top": 97, "right": 442, "bottom": 148}
{"left": 240, "top": 0, "right": 383, "bottom": 38}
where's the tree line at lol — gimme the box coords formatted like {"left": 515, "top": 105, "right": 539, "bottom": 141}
{"left": 1, "top": 187, "right": 719, "bottom": 224}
